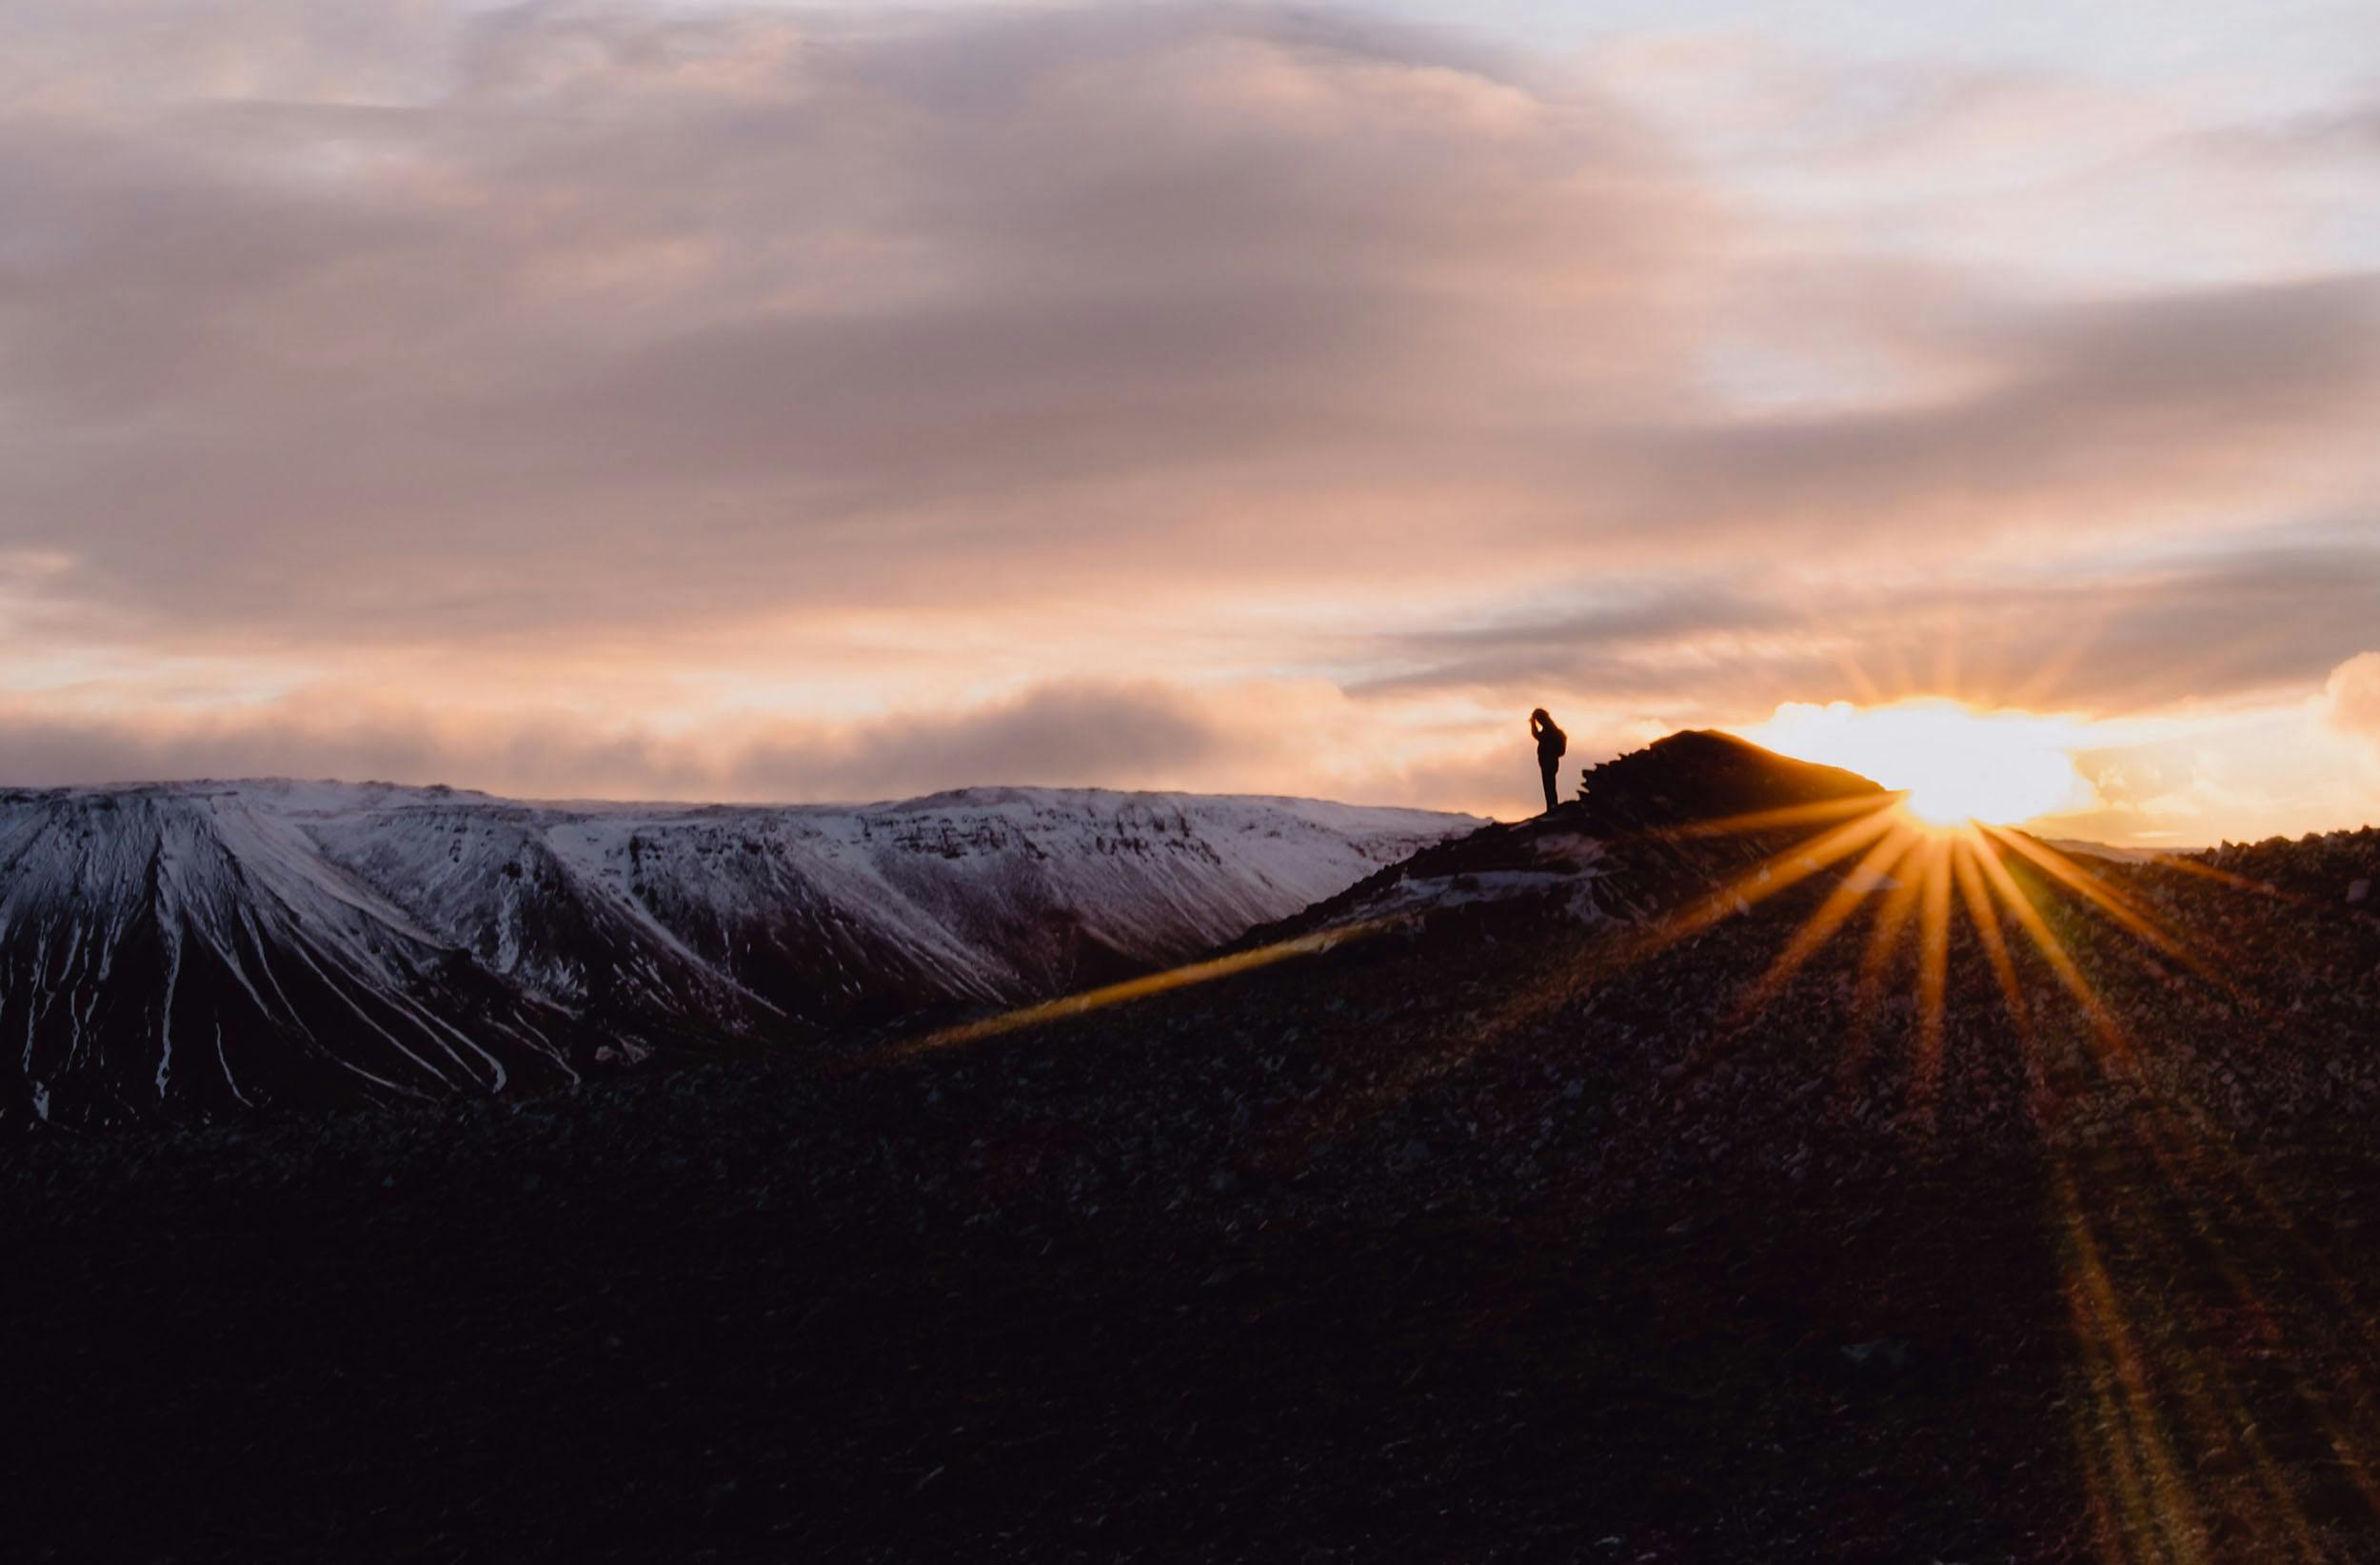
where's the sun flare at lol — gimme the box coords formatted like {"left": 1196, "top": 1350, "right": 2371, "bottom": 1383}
{"left": 1737, "top": 699, "right": 2093, "bottom": 826}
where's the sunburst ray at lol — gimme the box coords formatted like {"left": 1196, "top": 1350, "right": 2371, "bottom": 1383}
{"left": 1914, "top": 836, "right": 1954, "bottom": 1116}
{"left": 1732, "top": 817, "right": 1923, "bottom": 1017}
{"left": 1985, "top": 828, "right": 2214, "bottom": 979}
{"left": 878, "top": 921, "right": 1384, "bottom": 1061}
{"left": 1667, "top": 792, "right": 1903, "bottom": 841}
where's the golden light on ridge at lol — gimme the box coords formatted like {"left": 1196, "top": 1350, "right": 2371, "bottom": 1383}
{"left": 1738, "top": 698, "right": 2094, "bottom": 826}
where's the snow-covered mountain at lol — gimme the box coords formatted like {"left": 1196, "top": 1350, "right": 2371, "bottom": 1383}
{"left": 0, "top": 781, "right": 1470, "bottom": 1126}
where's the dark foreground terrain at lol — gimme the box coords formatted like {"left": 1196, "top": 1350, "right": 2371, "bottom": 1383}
{"left": 7, "top": 734, "right": 2379, "bottom": 1562}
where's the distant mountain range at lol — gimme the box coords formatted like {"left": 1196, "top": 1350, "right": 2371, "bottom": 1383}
{"left": 2037, "top": 838, "right": 2181, "bottom": 863}
{"left": 0, "top": 782, "right": 1469, "bottom": 1127}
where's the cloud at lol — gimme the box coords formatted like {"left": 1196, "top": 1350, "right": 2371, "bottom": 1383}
{"left": 5, "top": 2, "right": 2372, "bottom": 649}
{"left": 0, "top": 2, "right": 2375, "bottom": 836}
{"left": 732, "top": 681, "right": 1254, "bottom": 800}
{"left": 0, "top": 3, "right": 1703, "bottom": 643}
{"left": 2195, "top": 100, "right": 2380, "bottom": 163}
{"left": 1576, "top": 276, "right": 2380, "bottom": 559}
{"left": 2322, "top": 652, "right": 2380, "bottom": 757}
{"left": 0, "top": 678, "right": 1297, "bottom": 803}
{"left": 1347, "top": 525, "right": 2380, "bottom": 718}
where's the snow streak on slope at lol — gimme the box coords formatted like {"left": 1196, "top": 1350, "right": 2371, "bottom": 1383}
{"left": 0, "top": 782, "right": 1469, "bottom": 1126}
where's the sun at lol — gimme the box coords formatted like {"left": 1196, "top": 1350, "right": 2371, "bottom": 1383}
{"left": 1736, "top": 699, "right": 2092, "bottom": 826}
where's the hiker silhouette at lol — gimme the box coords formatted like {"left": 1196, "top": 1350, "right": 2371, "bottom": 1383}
{"left": 1529, "top": 708, "right": 1566, "bottom": 813}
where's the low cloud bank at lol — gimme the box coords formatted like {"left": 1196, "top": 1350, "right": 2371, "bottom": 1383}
{"left": 0, "top": 680, "right": 1403, "bottom": 807}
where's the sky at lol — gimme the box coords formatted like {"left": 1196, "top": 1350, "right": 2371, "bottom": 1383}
{"left": 2, "top": 0, "right": 2376, "bottom": 840}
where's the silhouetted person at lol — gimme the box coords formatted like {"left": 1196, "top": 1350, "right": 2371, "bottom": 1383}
{"left": 1529, "top": 707, "right": 1566, "bottom": 813}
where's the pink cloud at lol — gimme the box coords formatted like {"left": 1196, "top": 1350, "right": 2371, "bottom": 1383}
{"left": 0, "top": 3, "right": 2374, "bottom": 836}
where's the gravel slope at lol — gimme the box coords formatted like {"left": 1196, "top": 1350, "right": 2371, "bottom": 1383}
{"left": 6, "top": 734, "right": 2377, "bottom": 1561}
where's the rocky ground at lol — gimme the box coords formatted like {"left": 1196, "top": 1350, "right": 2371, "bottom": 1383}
{"left": 6, "top": 735, "right": 2378, "bottom": 1562}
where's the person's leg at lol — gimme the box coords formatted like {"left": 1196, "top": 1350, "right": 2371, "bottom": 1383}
{"left": 1540, "top": 760, "right": 1558, "bottom": 813}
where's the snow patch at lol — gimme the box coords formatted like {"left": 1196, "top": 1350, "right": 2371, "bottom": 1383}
{"left": 0, "top": 781, "right": 1476, "bottom": 1123}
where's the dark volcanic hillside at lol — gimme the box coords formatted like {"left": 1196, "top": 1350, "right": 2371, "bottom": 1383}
{"left": 0, "top": 782, "right": 1464, "bottom": 1127}
{"left": 7, "top": 731, "right": 2379, "bottom": 1562}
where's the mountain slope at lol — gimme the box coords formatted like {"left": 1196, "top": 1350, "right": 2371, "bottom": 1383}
{"left": 1240, "top": 727, "right": 1886, "bottom": 939}
{"left": 5, "top": 732, "right": 2378, "bottom": 1560}
{"left": 0, "top": 781, "right": 1468, "bottom": 1126}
